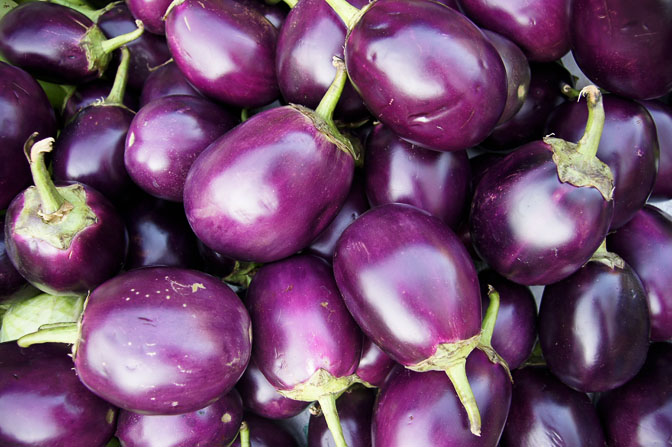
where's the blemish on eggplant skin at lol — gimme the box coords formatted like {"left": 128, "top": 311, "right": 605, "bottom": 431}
{"left": 221, "top": 413, "right": 232, "bottom": 423}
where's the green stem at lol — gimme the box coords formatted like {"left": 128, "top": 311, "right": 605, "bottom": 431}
{"left": 480, "top": 285, "right": 500, "bottom": 348}
{"left": 575, "top": 85, "right": 604, "bottom": 158}
{"left": 315, "top": 57, "right": 348, "bottom": 125}
{"left": 317, "top": 394, "right": 348, "bottom": 447}
{"left": 283, "top": 0, "right": 297, "bottom": 7}
{"left": 223, "top": 261, "right": 262, "bottom": 289}
{"left": 445, "top": 360, "right": 481, "bottom": 436}
{"left": 100, "top": 20, "right": 145, "bottom": 55}
{"left": 589, "top": 239, "right": 625, "bottom": 269}
{"left": 322, "top": 0, "right": 360, "bottom": 29}
{"left": 240, "top": 108, "right": 250, "bottom": 122}
{"left": 17, "top": 322, "right": 79, "bottom": 347}
{"left": 24, "top": 135, "right": 66, "bottom": 217}
{"left": 560, "top": 82, "right": 581, "bottom": 101}
{"left": 105, "top": 47, "right": 131, "bottom": 105}
{"left": 239, "top": 421, "right": 250, "bottom": 447}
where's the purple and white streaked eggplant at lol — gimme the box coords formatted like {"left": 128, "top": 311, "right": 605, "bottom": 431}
{"left": 641, "top": 100, "right": 672, "bottom": 199}
{"left": 18, "top": 267, "right": 252, "bottom": 415}
{"left": 5, "top": 135, "right": 128, "bottom": 296}
{"left": 470, "top": 86, "right": 614, "bottom": 285}
{"left": 231, "top": 413, "right": 299, "bottom": 447}
{"left": 308, "top": 385, "right": 375, "bottom": 447}
{"left": 183, "top": 59, "right": 355, "bottom": 263}
{"left": 0, "top": 2, "right": 144, "bottom": 84}
{"left": 164, "top": 0, "right": 279, "bottom": 108}
{"left": 139, "top": 61, "right": 201, "bottom": 107}
{"left": 247, "top": 255, "right": 362, "bottom": 447}
{"left": 115, "top": 389, "right": 244, "bottom": 447}
{"left": 125, "top": 94, "right": 238, "bottom": 202}
{"left": 0, "top": 343, "right": 118, "bottom": 447}
{"left": 354, "top": 336, "right": 395, "bottom": 389}
{"left": 364, "top": 124, "right": 471, "bottom": 229}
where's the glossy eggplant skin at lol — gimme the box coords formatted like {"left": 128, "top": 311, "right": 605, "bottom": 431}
{"left": 125, "top": 95, "right": 238, "bottom": 202}
{"left": 597, "top": 342, "right": 672, "bottom": 447}
{"left": 0, "top": 343, "right": 117, "bottom": 447}
{"left": 126, "top": 0, "right": 172, "bottom": 34}
{"left": 470, "top": 141, "right": 614, "bottom": 285}
{"left": 0, "top": 216, "right": 26, "bottom": 299}
{"left": 0, "top": 62, "right": 57, "bottom": 210}
{"left": 458, "top": 0, "right": 571, "bottom": 62}
{"left": 275, "top": 0, "right": 369, "bottom": 121}
{"left": 365, "top": 124, "right": 471, "bottom": 229}
{"left": 62, "top": 79, "right": 138, "bottom": 124}
{"left": 74, "top": 267, "right": 252, "bottom": 415}
{"left": 183, "top": 106, "right": 354, "bottom": 263}
{"left": 501, "top": 366, "right": 607, "bottom": 447}
{"left": 139, "top": 62, "right": 202, "bottom": 108}
{"left": 539, "top": 261, "right": 650, "bottom": 392}
{"left": 641, "top": 100, "right": 672, "bottom": 199}
{"left": 478, "top": 270, "right": 537, "bottom": 370}
{"left": 545, "top": 95, "right": 659, "bottom": 229}
{"left": 236, "top": 359, "right": 308, "bottom": 420}
{"left": 333, "top": 204, "right": 481, "bottom": 367}
{"left": 373, "top": 350, "right": 511, "bottom": 447}
{"left": 115, "top": 389, "right": 243, "bottom": 447}
{"left": 230, "top": 413, "right": 299, "bottom": 447}
{"left": 197, "top": 240, "right": 236, "bottom": 278}
{"left": 345, "top": 0, "right": 507, "bottom": 152}
{"left": 570, "top": 0, "right": 672, "bottom": 100}
{"left": 246, "top": 255, "right": 361, "bottom": 391}
{"left": 608, "top": 205, "right": 672, "bottom": 341}
{"left": 165, "top": 0, "right": 279, "bottom": 108}
{"left": 308, "top": 385, "right": 375, "bottom": 447}
{"left": 354, "top": 336, "right": 395, "bottom": 388}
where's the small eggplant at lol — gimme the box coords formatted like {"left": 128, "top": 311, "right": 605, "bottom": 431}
{"left": 640, "top": 100, "right": 672, "bottom": 199}
{"left": 139, "top": 61, "right": 202, "bottom": 107}
{"left": 126, "top": 0, "right": 172, "bottom": 34}
{"left": 354, "top": 336, "right": 395, "bottom": 389}
{"left": 308, "top": 385, "right": 375, "bottom": 447}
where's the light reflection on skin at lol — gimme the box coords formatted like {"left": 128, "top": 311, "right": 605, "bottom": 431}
{"left": 291, "top": 16, "right": 344, "bottom": 87}
{"left": 0, "top": 392, "right": 63, "bottom": 443}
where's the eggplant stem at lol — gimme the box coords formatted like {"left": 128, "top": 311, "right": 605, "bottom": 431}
{"left": 17, "top": 322, "right": 79, "bottom": 347}
{"left": 100, "top": 20, "right": 144, "bottom": 55}
{"left": 317, "top": 394, "right": 348, "bottom": 447}
{"left": 480, "top": 285, "right": 499, "bottom": 347}
{"left": 283, "top": 0, "right": 297, "bottom": 7}
{"left": 24, "top": 135, "right": 67, "bottom": 218}
{"left": 322, "top": 0, "right": 360, "bottom": 28}
{"left": 105, "top": 47, "right": 131, "bottom": 105}
{"left": 239, "top": 421, "right": 250, "bottom": 447}
{"left": 445, "top": 360, "right": 481, "bottom": 437}
{"left": 575, "top": 85, "right": 604, "bottom": 158}
{"left": 315, "top": 57, "right": 348, "bottom": 125}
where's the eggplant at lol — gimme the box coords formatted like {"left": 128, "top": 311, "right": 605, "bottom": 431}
{"left": 641, "top": 100, "right": 672, "bottom": 199}
{"left": 354, "top": 336, "right": 395, "bottom": 388}
{"left": 234, "top": 0, "right": 288, "bottom": 29}
{"left": 0, "top": 2, "right": 144, "bottom": 84}
{"left": 0, "top": 215, "right": 27, "bottom": 300}
{"left": 18, "top": 267, "right": 252, "bottom": 415}
{"left": 126, "top": 0, "right": 172, "bottom": 34}
{"left": 125, "top": 94, "right": 238, "bottom": 202}
{"left": 0, "top": 343, "right": 117, "bottom": 447}
{"left": 230, "top": 413, "right": 299, "bottom": 447}
{"left": 115, "top": 389, "right": 243, "bottom": 447}
{"left": 0, "top": 62, "right": 57, "bottom": 210}
{"left": 308, "top": 385, "right": 375, "bottom": 447}
{"left": 364, "top": 124, "right": 471, "bottom": 229}
{"left": 197, "top": 240, "right": 237, "bottom": 278}
{"left": 139, "top": 61, "right": 202, "bottom": 107}
{"left": 62, "top": 79, "right": 138, "bottom": 124}
{"left": 470, "top": 86, "right": 614, "bottom": 285}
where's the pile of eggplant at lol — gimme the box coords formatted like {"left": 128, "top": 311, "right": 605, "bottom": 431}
{"left": 1, "top": 0, "right": 671, "bottom": 445}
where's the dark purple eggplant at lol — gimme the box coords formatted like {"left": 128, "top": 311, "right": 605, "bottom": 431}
{"left": 165, "top": 0, "right": 279, "bottom": 108}
{"left": 62, "top": 79, "right": 138, "bottom": 124}
{"left": 197, "top": 240, "right": 237, "bottom": 278}
{"left": 608, "top": 205, "right": 672, "bottom": 341}
{"left": 18, "top": 267, "right": 252, "bottom": 415}
{"left": 0, "top": 343, "right": 117, "bottom": 447}
{"left": 116, "top": 389, "right": 243, "bottom": 447}
{"left": 125, "top": 94, "right": 238, "bottom": 202}
{"left": 641, "top": 100, "right": 672, "bottom": 199}
{"left": 237, "top": 359, "right": 308, "bottom": 420}
{"left": 364, "top": 124, "right": 471, "bottom": 229}
{"left": 126, "top": 0, "right": 172, "bottom": 34}
{"left": 458, "top": 0, "right": 571, "bottom": 62}
{"left": 469, "top": 152, "right": 506, "bottom": 190}
{"left": 333, "top": 203, "right": 488, "bottom": 435}
{"left": 597, "top": 342, "right": 672, "bottom": 447}
{"left": 373, "top": 349, "right": 511, "bottom": 447}
{"left": 0, "top": 62, "right": 57, "bottom": 210}
{"left": 545, "top": 94, "right": 659, "bottom": 229}
{"left": 139, "top": 61, "right": 202, "bottom": 107}
{"left": 53, "top": 47, "right": 136, "bottom": 204}
{"left": 0, "top": 2, "right": 144, "bottom": 84}
{"left": 0, "top": 215, "right": 26, "bottom": 300}
{"left": 231, "top": 413, "right": 299, "bottom": 447}
{"left": 570, "top": 0, "right": 672, "bottom": 100}
{"left": 234, "top": 0, "right": 288, "bottom": 29}
{"left": 247, "top": 254, "right": 362, "bottom": 447}
{"left": 308, "top": 385, "right": 375, "bottom": 447}
{"left": 500, "top": 366, "right": 607, "bottom": 446}
{"left": 331, "top": 0, "right": 507, "bottom": 151}
{"left": 5, "top": 136, "right": 128, "bottom": 296}
{"left": 470, "top": 86, "right": 614, "bottom": 285}
{"left": 354, "top": 336, "right": 395, "bottom": 388}
{"left": 183, "top": 61, "right": 355, "bottom": 262}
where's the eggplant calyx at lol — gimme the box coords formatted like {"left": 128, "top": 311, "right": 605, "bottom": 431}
{"left": 588, "top": 239, "right": 625, "bottom": 269}
{"left": 293, "top": 105, "right": 358, "bottom": 160}
{"left": 477, "top": 285, "right": 512, "bottom": 381}
{"left": 82, "top": 21, "right": 144, "bottom": 79}
{"left": 223, "top": 261, "right": 263, "bottom": 289}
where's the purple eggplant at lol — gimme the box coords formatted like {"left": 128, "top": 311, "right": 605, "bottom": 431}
{"left": 364, "top": 123, "right": 471, "bottom": 229}
{"left": 0, "top": 62, "right": 57, "bottom": 210}
{"left": 183, "top": 61, "right": 355, "bottom": 262}
{"left": 641, "top": 100, "right": 672, "bottom": 199}
{"left": 125, "top": 94, "right": 238, "bottom": 202}
{"left": 197, "top": 241, "right": 237, "bottom": 278}
{"left": 570, "top": 0, "right": 672, "bottom": 100}
{"left": 139, "top": 61, "right": 202, "bottom": 107}
{"left": 354, "top": 336, "right": 395, "bottom": 389}
{"left": 116, "top": 389, "right": 243, "bottom": 447}
{"left": 470, "top": 152, "right": 506, "bottom": 190}
{"left": 331, "top": 0, "right": 507, "bottom": 152}
{"left": 373, "top": 349, "right": 512, "bottom": 447}
{"left": 275, "top": 0, "right": 370, "bottom": 122}
{"left": 308, "top": 385, "right": 375, "bottom": 447}
{"left": 0, "top": 2, "right": 144, "bottom": 84}
{"left": 62, "top": 79, "right": 138, "bottom": 124}
{"left": 165, "top": 0, "right": 279, "bottom": 108}
{"left": 597, "top": 342, "right": 672, "bottom": 447}
{"left": 53, "top": 47, "right": 136, "bottom": 204}
{"left": 237, "top": 359, "right": 308, "bottom": 420}
{"left": 333, "top": 203, "right": 490, "bottom": 435}
{"left": 5, "top": 136, "right": 128, "bottom": 296}
{"left": 608, "top": 205, "right": 672, "bottom": 341}
{"left": 234, "top": 0, "right": 288, "bottom": 29}
{"left": 458, "top": 0, "right": 571, "bottom": 62}
{"left": 247, "top": 254, "right": 362, "bottom": 447}
{"left": 231, "top": 413, "right": 299, "bottom": 447}
{"left": 500, "top": 366, "right": 607, "bottom": 446}
{"left": 545, "top": 94, "right": 659, "bottom": 228}
{"left": 470, "top": 87, "right": 614, "bottom": 285}
{"left": 478, "top": 270, "right": 537, "bottom": 370}
{"left": 0, "top": 215, "right": 26, "bottom": 300}
{"left": 126, "top": 0, "right": 172, "bottom": 34}
{"left": 0, "top": 343, "right": 117, "bottom": 447}
{"left": 18, "top": 266, "right": 252, "bottom": 415}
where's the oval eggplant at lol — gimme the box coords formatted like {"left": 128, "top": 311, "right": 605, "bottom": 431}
{"left": 641, "top": 100, "right": 672, "bottom": 199}
{"left": 126, "top": 0, "right": 172, "bottom": 34}
{"left": 139, "top": 61, "right": 202, "bottom": 107}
